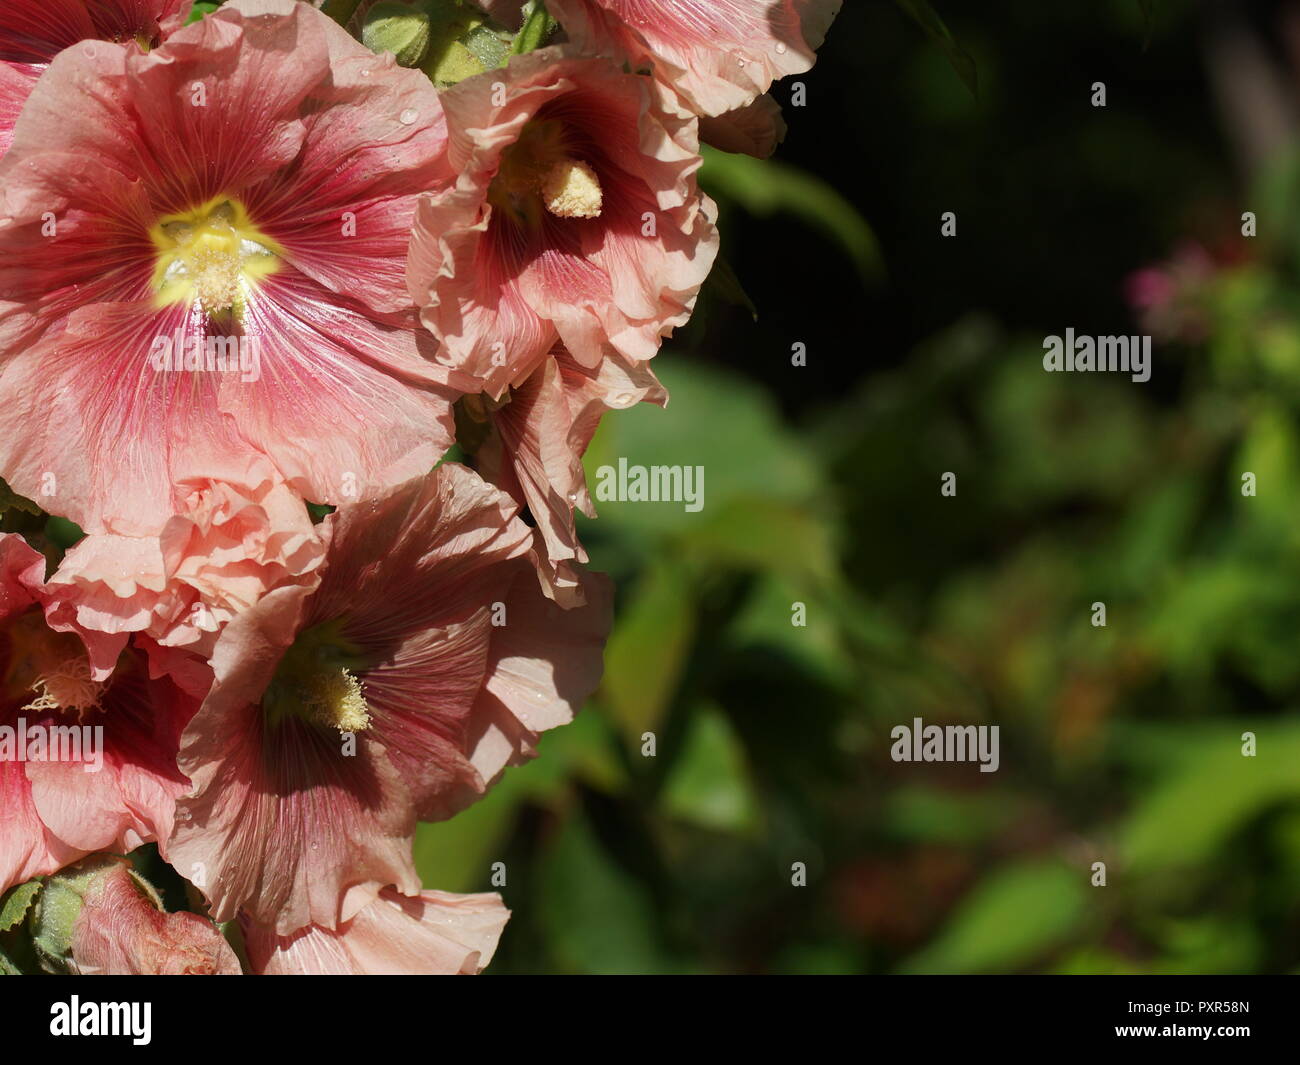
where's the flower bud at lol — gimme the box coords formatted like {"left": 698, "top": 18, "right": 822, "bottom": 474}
{"left": 34, "top": 856, "right": 241, "bottom": 975}
{"left": 362, "top": 2, "right": 433, "bottom": 68}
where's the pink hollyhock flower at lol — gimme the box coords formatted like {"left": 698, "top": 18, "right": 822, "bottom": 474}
{"left": 65, "top": 856, "right": 241, "bottom": 975}
{"left": 0, "top": 1, "right": 184, "bottom": 156}
{"left": 244, "top": 887, "right": 508, "bottom": 974}
{"left": 166, "top": 463, "right": 611, "bottom": 933}
{"left": 0, "top": 0, "right": 456, "bottom": 538}
{"left": 698, "top": 94, "right": 788, "bottom": 158}
{"left": 0, "top": 534, "right": 199, "bottom": 895}
{"left": 469, "top": 344, "right": 664, "bottom": 606}
{"left": 407, "top": 47, "right": 719, "bottom": 399}
{"left": 545, "top": 0, "right": 842, "bottom": 118}
{"left": 44, "top": 462, "right": 326, "bottom": 658}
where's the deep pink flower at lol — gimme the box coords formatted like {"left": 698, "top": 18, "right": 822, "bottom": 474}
{"left": 0, "top": 0, "right": 456, "bottom": 537}
{"left": 0, "top": 534, "right": 199, "bottom": 896}
{"left": 545, "top": 0, "right": 842, "bottom": 118}
{"left": 166, "top": 464, "right": 611, "bottom": 933}
{"left": 0, "top": 1, "right": 184, "bottom": 156}
{"left": 244, "top": 887, "right": 508, "bottom": 974}
{"left": 407, "top": 47, "right": 719, "bottom": 399}
{"left": 66, "top": 856, "right": 241, "bottom": 975}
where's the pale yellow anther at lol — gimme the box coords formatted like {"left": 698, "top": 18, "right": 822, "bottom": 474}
{"left": 541, "top": 158, "right": 603, "bottom": 220}
{"left": 21, "top": 658, "right": 104, "bottom": 717}
{"left": 305, "top": 668, "right": 372, "bottom": 734}
{"left": 190, "top": 247, "right": 244, "bottom": 313}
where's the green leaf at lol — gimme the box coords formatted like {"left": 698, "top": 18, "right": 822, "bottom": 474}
{"left": 0, "top": 881, "right": 41, "bottom": 932}
{"left": 899, "top": 859, "right": 1088, "bottom": 973}
{"left": 1121, "top": 722, "right": 1300, "bottom": 873}
{"left": 511, "top": 0, "right": 556, "bottom": 56}
{"left": 538, "top": 811, "right": 673, "bottom": 973}
{"left": 583, "top": 358, "right": 831, "bottom": 542}
{"left": 601, "top": 557, "right": 696, "bottom": 741}
{"left": 413, "top": 776, "right": 525, "bottom": 894}
{"left": 699, "top": 150, "right": 882, "bottom": 284}
{"left": 185, "top": 1, "right": 221, "bottom": 24}
{"left": 660, "top": 703, "right": 760, "bottom": 833}
{"left": 892, "top": 0, "right": 978, "bottom": 98}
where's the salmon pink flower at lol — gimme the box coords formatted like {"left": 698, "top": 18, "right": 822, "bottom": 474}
{"left": 166, "top": 463, "right": 611, "bottom": 933}
{"left": 0, "top": 0, "right": 456, "bottom": 538}
{"left": 44, "top": 462, "right": 326, "bottom": 659}
{"left": 407, "top": 47, "right": 719, "bottom": 399}
{"left": 544, "top": 0, "right": 842, "bottom": 118}
{"left": 244, "top": 887, "right": 508, "bottom": 974}
{"left": 0, "top": 534, "right": 200, "bottom": 896}
{"left": 469, "top": 344, "right": 664, "bottom": 606}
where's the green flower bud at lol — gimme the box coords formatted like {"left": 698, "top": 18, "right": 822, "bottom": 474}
{"left": 363, "top": 2, "right": 433, "bottom": 68}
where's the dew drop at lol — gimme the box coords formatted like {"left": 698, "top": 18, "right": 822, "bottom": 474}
{"left": 776, "top": 43, "right": 788, "bottom": 56}
{"left": 399, "top": 108, "right": 418, "bottom": 125}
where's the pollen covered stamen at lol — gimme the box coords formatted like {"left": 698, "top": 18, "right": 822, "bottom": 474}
{"left": 304, "top": 667, "right": 372, "bottom": 734}
{"left": 22, "top": 657, "right": 104, "bottom": 718}
{"left": 190, "top": 247, "right": 244, "bottom": 312}
{"left": 3, "top": 611, "right": 104, "bottom": 719}
{"left": 150, "top": 197, "right": 279, "bottom": 314}
{"left": 262, "top": 618, "right": 375, "bottom": 737}
{"left": 541, "top": 158, "right": 603, "bottom": 219}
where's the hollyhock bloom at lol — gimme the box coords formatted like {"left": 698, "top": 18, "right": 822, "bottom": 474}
{"left": 0, "top": 534, "right": 198, "bottom": 896}
{"left": 0, "top": 0, "right": 456, "bottom": 538}
{"left": 44, "top": 462, "right": 326, "bottom": 659}
{"left": 65, "top": 857, "right": 241, "bottom": 975}
{"left": 468, "top": 344, "right": 664, "bottom": 606}
{"left": 167, "top": 463, "right": 611, "bottom": 933}
{"left": 698, "top": 94, "right": 787, "bottom": 158}
{"left": 544, "top": 0, "right": 843, "bottom": 118}
{"left": 407, "top": 47, "right": 719, "bottom": 399}
{"left": 0, "top": 1, "right": 184, "bottom": 156}
{"left": 244, "top": 887, "right": 508, "bottom": 974}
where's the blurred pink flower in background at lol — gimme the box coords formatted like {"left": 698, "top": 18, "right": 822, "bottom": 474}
{"left": 1125, "top": 241, "right": 1218, "bottom": 343}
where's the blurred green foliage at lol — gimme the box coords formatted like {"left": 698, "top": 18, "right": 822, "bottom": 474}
{"left": 407, "top": 0, "right": 1300, "bottom": 973}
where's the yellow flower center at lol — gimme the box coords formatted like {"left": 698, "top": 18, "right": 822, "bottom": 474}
{"left": 149, "top": 197, "right": 280, "bottom": 314}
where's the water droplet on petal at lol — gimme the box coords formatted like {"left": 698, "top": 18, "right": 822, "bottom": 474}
{"left": 399, "top": 108, "right": 418, "bottom": 125}
{"left": 776, "top": 42, "right": 788, "bottom": 56}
